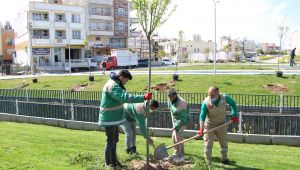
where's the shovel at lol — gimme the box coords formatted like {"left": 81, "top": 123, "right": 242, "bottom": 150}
{"left": 154, "top": 120, "right": 233, "bottom": 160}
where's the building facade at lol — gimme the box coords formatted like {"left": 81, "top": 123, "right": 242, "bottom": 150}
{"left": 64, "top": 0, "right": 130, "bottom": 57}
{"left": 14, "top": 0, "right": 86, "bottom": 70}
{"left": 1, "top": 21, "right": 15, "bottom": 64}
{"left": 160, "top": 38, "right": 213, "bottom": 62}
{"left": 0, "top": 22, "right": 3, "bottom": 63}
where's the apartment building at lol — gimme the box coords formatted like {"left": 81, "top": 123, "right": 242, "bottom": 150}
{"left": 64, "top": 0, "right": 129, "bottom": 57}
{"left": 160, "top": 38, "right": 213, "bottom": 62}
{"left": 0, "top": 22, "right": 3, "bottom": 63}
{"left": 14, "top": 0, "right": 86, "bottom": 70}
{"left": 1, "top": 21, "right": 15, "bottom": 64}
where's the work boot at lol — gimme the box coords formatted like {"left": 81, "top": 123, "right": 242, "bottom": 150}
{"left": 131, "top": 146, "right": 139, "bottom": 154}
{"left": 105, "top": 163, "right": 116, "bottom": 170}
{"left": 221, "top": 159, "right": 230, "bottom": 165}
{"left": 173, "top": 154, "right": 184, "bottom": 163}
{"left": 126, "top": 148, "right": 132, "bottom": 154}
{"left": 114, "top": 160, "right": 123, "bottom": 168}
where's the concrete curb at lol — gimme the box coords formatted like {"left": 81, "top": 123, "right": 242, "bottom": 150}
{"left": 0, "top": 113, "right": 299, "bottom": 147}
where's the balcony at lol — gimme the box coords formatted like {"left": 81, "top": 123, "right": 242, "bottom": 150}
{"left": 32, "top": 38, "right": 51, "bottom": 46}
{"left": 90, "top": 0, "right": 113, "bottom": 5}
{"left": 54, "top": 22, "right": 67, "bottom": 28}
{"left": 130, "top": 31, "right": 140, "bottom": 37}
{"left": 90, "top": 30, "right": 113, "bottom": 36}
{"left": 110, "top": 43, "right": 126, "bottom": 49}
{"left": 30, "top": 20, "right": 50, "bottom": 28}
{"left": 130, "top": 18, "right": 138, "bottom": 24}
{"left": 90, "top": 14, "right": 113, "bottom": 20}
{"left": 89, "top": 41, "right": 108, "bottom": 48}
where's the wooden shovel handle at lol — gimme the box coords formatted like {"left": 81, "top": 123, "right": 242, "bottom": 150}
{"left": 166, "top": 120, "right": 232, "bottom": 149}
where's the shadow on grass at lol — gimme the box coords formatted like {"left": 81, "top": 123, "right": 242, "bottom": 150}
{"left": 211, "top": 157, "right": 262, "bottom": 170}
{"left": 223, "top": 82, "right": 232, "bottom": 85}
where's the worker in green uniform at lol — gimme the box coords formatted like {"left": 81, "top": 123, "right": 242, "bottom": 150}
{"left": 120, "top": 100, "right": 159, "bottom": 154}
{"left": 167, "top": 89, "right": 189, "bottom": 163}
{"left": 198, "top": 86, "right": 239, "bottom": 165}
{"left": 99, "top": 70, "right": 152, "bottom": 168}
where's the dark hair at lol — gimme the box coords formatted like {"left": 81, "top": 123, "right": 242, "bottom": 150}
{"left": 168, "top": 88, "right": 177, "bottom": 96}
{"left": 118, "top": 69, "right": 132, "bottom": 80}
{"left": 215, "top": 87, "right": 219, "bottom": 92}
{"left": 150, "top": 100, "right": 159, "bottom": 109}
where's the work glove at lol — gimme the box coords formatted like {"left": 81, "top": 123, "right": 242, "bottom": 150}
{"left": 232, "top": 117, "right": 239, "bottom": 124}
{"left": 197, "top": 128, "right": 204, "bottom": 137}
{"left": 144, "top": 92, "right": 152, "bottom": 100}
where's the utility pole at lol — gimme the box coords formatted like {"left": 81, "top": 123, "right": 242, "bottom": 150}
{"left": 212, "top": 0, "right": 219, "bottom": 75}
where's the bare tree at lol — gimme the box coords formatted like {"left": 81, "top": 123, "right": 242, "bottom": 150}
{"left": 130, "top": 0, "right": 176, "bottom": 167}
{"left": 277, "top": 21, "right": 289, "bottom": 51}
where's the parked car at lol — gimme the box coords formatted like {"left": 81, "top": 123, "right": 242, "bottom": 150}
{"left": 161, "top": 58, "right": 174, "bottom": 65}
{"left": 138, "top": 59, "right": 148, "bottom": 67}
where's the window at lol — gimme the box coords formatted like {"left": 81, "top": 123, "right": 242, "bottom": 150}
{"left": 118, "top": 22, "right": 125, "bottom": 30}
{"left": 55, "top": 30, "right": 66, "bottom": 39}
{"left": 6, "top": 38, "right": 13, "bottom": 46}
{"left": 90, "top": 7, "right": 97, "bottom": 14}
{"left": 72, "top": 14, "right": 80, "bottom": 23}
{"left": 72, "top": 30, "right": 81, "bottom": 39}
{"left": 32, "top": 12, "right": 49, "bottom": 21}
{"left": 33, "top": 29, "right": 49, "bottom": 39}
{"left": 55, "top": 13, "right": 66, "bottom": 22}
{"left": 96, "top": 37, "right": 101, "bottom": 41}
{"left": 118, "top": 8, "right": 125, "bottom": 16}
{"left": 90, "top": 23, "right": 97, "bottom": 30}
{"left": 54, "top": 48, "right": 62, "bottom": 62}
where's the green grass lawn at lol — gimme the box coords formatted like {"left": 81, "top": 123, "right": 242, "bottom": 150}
{"left": 141, "top": 63, "right": 277, "bottom": 71}
{"left": 1, "top": 74, "right": 300, "bottom": 95}
{"left": 0, "top": 122, "right": 299, "bottom": 170}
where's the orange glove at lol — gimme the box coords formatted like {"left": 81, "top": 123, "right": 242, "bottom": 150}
{"left": 144, "top": 92, "right": 152, "bottom": 100}
{"left": 232, "top": 117, "right": 239, "bottom": 124}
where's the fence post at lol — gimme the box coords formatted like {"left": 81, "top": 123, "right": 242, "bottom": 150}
{"left": 26, "top": 88, "right": 29, "bottom": 102}
{"left": 70, "top": 103, "right": 74, "bottom": 121}
{"left": 279, "top": 94, "right": 283, "bottom": 114}
{"left": 16, "top": 99, "right": 19, "bottom": 115}
{"left": 61, "top": 90, "right": 64, "bottom": 104}
{"left": 238, "top": 111, "right": 243, "bottom": 133}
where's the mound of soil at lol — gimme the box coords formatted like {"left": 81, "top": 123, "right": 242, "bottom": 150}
{"left": 263, "top": 84, "right": 288, "bottom": 93}
{"left": 144, "top": 81, "right": 176, "bottom": 92}
{"left": 71, "top": 83, "right": 90, "bottom": 92}
{"left": 131, "top": 159, "right": 193, "bottom": 170}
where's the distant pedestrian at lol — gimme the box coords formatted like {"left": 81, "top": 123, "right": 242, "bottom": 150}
{"left": 101, "top": 61, "right": 107, "bottom": 75}
{"left": 290, "top": 48, "right": 297, "bottom": 66}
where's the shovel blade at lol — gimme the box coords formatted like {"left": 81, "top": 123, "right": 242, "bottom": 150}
{"left": 154, "top": 143, "right": 169, "bottom": 160}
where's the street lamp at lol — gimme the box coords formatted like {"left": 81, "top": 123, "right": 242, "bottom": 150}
{"left": 212, "top": 0, "right": 219, "bottom": 75}
{"left": 68, "top": 22, "right": 71, "bottom": 76}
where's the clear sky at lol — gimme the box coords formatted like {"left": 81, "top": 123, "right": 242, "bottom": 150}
{"left": 0, "top": 0, "right": 299, "bottom": 47}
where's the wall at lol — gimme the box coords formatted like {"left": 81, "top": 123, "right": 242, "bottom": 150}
{"left": 1, "top": 113, "right": 299, "bottom": 147}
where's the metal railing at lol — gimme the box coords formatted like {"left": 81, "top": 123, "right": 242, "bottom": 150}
{"left": 0, "top": 100, "right": 299, "bottom": 136}
{"left": 0, "top": 89, "right": 299, "bottom": 113}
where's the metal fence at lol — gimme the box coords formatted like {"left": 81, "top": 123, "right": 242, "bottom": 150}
{"left": 0, "top": 89, "right": 300, "bottom": 113}
{"left": 1, "top": 100, "right": 299, "bottom": 136}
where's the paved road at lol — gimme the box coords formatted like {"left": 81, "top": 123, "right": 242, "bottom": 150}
{"left": 2, "top": 68, "right": 300, "bottom": 80}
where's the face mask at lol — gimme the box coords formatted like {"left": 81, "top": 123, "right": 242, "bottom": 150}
{"left": 211, "top": 98, "right": 217, "bottom": 103}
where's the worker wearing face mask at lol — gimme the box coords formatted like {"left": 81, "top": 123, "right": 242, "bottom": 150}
{"left": 197, "top": 86, "right": 238, "bottom": 165}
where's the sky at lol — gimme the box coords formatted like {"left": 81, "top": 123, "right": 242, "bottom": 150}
{"left": 0, "top": 0, "right": 299, "bottom": 47}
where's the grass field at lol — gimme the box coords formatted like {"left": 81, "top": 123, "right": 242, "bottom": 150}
{"left": 0, "top": 122, "right": 299, "bottom": 170}
{"left": 1, "top": 74, "right": 300, "bottom": 95}
{"left": 140, "top": 63, "right": 278, "bottom": 71}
